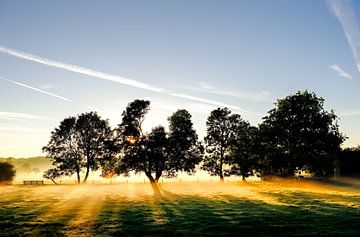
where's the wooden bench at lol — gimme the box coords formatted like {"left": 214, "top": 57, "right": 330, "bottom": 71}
{"left": 23, "top": 180, "right": 44, "bottom": 185}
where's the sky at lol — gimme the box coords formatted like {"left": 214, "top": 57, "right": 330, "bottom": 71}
{"left": 1, "top": 0, "right": 360, "bottom": 157}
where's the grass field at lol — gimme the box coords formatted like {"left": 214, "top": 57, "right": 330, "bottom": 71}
{"left": 0, "top": 179, "right": 359, "bottom": 237}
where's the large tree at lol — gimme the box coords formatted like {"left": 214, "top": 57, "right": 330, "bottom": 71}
{"left": 43, "top": 112, "right": 113, "bottom": 184}
{"left": 227, "top": 122, "right": 260, "bottom": 181}
{"left": 167, "top": 109, "right": 204, "bottom": 178}
{"left": 260, "top": 91, "right": 346, "bottom": 176}
{"left": 106, "top": 100, "right": 203, "bottom": 194}
{"left": 0, "top": 162, "right": 16, "bottom": 184}
{"left": 202, "top": 108, "right": 241, "bottom": 182}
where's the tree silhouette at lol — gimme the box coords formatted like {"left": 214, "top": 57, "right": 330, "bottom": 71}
{"left": 167, "top": 109, "right": 204, "bottom": 178}
{"left": 227, "top": 122, "right": 259, "bottom": 181}
{"left": 117, "top": 126, "right": 167, "bottom": 194}
{"left": 43, "top": 112, "right": 113, "bottom": 184}
{"left": 202, "top": 108, "right": 241, "bottom": 182}
{"left": 106, "top": 101, "right": 202, "bottom": 194}
{"left": 260, "top": 91, "right": 345, "bottom": 176}
{"left": 0, "top": 162, "right": 16, "bottom": 184}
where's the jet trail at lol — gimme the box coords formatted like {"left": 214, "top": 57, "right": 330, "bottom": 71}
{"left": 1, "top": 77, "right": 71, "bottom": 102}
{"left": 0, "top": 45, "right": 259, "bottom": 116}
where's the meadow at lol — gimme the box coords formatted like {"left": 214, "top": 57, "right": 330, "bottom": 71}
{"left": 0, "top": 179, "right": 359, "bottom": 237}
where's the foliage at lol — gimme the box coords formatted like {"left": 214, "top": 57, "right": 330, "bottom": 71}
{"left": 118, "top": 99, "right": 150, "bottom": 138}
{"left": 43, "top": 112, "right": 113, "bottom": 184}
{"left": 227, "top": 123, "right": 260, "bottom": 180}
{"left": 107, "top": 101, "right": 202, "bottom": 193}
{"left": 259, "top": 91, "right": 346, "bottom": 176}
{"left": 0, "top": 162, "right": 16, "bottom": 184}
{"left": 202, "top": 107, "right": 241, "bottom": 181}
{"left": 338, "top": 147, "right": 360, "bottom": 176}
{"left": 167, "top": 109, "right": 204, "bottom": 178}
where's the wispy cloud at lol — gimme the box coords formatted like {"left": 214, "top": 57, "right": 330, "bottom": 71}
{"left": 0, "top": 45, "right": 163, "bottom": 92}
{"left": 338, "top": 110, "right": 360, "bottom": 117}
{"left": 0, "top": 126, "right": 48, "bottom": 133}
{"left": 0, "top": 45, "right": 260, "bottom": 116}
{"left": 190, "top": 81, "right": 272, "bottom": 102}
{"left": 327, "top": 0, "right": 360, "bottom": 71}
{"left": 1, "top": 76, "right": 99, "bottom": 111}
{"left": 329, "top": 64, "right": 353, "bottom": 79}
{"left": 40, "top": 84, "right": 56, "bottom": 90}
{"left": 1, "top": 77, "right": 72, "bottom": 101}
{"left": 169, "top": 93, "right": 262, "bottom": 115}
{"left": 0, "top": 111, "right": 55, "bottom": 122}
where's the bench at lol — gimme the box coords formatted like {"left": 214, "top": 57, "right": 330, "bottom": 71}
{"left": 23, "top": 180, "right": 44, "bottom": 185}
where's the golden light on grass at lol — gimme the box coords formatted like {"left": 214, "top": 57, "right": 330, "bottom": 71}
{"left": 1, "top": 179, "right": 359, "bottom": 236}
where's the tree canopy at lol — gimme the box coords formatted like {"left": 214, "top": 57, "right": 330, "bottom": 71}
{"left": 227, "top": 123, "right": 260, "bottom": 180}
{"left": 107, "top": 100, "right": 202, "bottom": 194}
{"left": 43, "top": 112, "right": 113, "bottom": 184}
{"left": 0, "top": 162, "right": 16, "bottom": 184}
{"left": 259, "top": 91, "right": 346, "bottom": 176}
{"left": 202, "top": 108, "right": 242, "bottom": 181}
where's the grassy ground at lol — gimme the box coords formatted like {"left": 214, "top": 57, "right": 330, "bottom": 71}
{"left": 0, "top": 180, "right": 359, "bottom": 237}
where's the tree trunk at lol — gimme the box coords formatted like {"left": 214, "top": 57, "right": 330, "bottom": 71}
{"left": 76, "top": 171, "right": 81, "bottom": 184}
{"left": 219, "top": 157, "right": 224, "bottom": 183}
{"left": 75, "top": 160, "right": 81, "bottom": 184}
{"left": 82, "top": 152, "right": 91, "bottom": 184}
{"left": 147, "top": 174, "right": 161, "bottom": 196}
{"left": 50, "top": 178, "right": 59, "bottom": 185}
{"left": 83, "top": 166, "right": 89, "bottom": 184}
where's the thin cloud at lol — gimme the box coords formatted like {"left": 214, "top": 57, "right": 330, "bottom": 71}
{"left": 329, "top": 64, "right": 353, "bottom": 79}
{"left": 1, "top": 77, "right": 72, "bottom": 102}
{"left": 169, "top": 93, "right": 262, "bottom": 116}
{"left": 0, "top": 126, "right": 48, "bottom": 133}
{"left": 191, "top": 81, "right": 273, "bottom": 102}
{"left": 338, "top": 110, "right": 360, "bottom": 117}
{"left": 0, "top": 111, "right": 55, "bottom": 121}
{"left": 1, "top": 76, "right": 98, "bottom": 111}
{"left": 327, "top": 0, "right": 360, "bottom": 71}
{"left": 0, "top": 45, "right": 261, "bottom": 116}
{"left": 0, "top": 45, "right": 163, "bottom": 92}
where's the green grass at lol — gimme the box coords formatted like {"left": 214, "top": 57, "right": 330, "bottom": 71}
{"left": 0, "top": 180, "right": 359, "bottom": 236}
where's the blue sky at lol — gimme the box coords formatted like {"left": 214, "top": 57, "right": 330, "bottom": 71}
{"left": 1, "top": 0, "right": 360, "bottom": 157}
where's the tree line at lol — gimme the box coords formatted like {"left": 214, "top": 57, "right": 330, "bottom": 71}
{"left": 38, "top": 90, "right": 352, "bottom": 193}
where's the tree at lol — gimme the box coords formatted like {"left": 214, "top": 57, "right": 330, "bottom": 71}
{"left": 119, "top": 99, "right": 150, "bottom": 138}
{"left": 43, "top": 112, "right": 113, "bottom": 184}
{"left": 202, "top": 108, "right": 242, "bottom": 182}
{"left": 105, "top": 101, "right": 203, "bottom": 195}
{"left": 167, "top": 109, "right": 204, "bottom": 178}
{"left": 227, "top": 123, "right": 260, "bottom": 181}
{"left": 260, "top": 91, "right": 346, "bottom": 177}
{"left": 338, "top": 147, "right": 360, "bottom": 176}
{"left": 0, "top": 162, "right": 16, "bottom": 184}
{"left": 116, "top": 126, "right": 168, "bottom": 194}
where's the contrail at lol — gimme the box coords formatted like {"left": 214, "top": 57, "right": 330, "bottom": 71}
{"left": 0, "top": 45, "right": 163, "bottom": 92}
{"left": 327, "top": 0, "right": 360, "bottom": 71}
{"left": 169, "top": 93, "right": 262, "bottom": 116}
{"left": 1, "top": 77, "right": 72, "bottom": 102}
{"left": 1, "top": 76, "right": 100, "bottom": 111}
{"left": 0, "top": 111, "right": 56, "bottom": 121}
{"left": 0, "top": 45, "right": 260, "bottom": 116}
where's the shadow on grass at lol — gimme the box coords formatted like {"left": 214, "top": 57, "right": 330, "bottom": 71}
{"left": 90, "top": 189, "right": 360, "bottom": 237}
{"left": 1, "top": 185, "right": 360, "bottom": 237}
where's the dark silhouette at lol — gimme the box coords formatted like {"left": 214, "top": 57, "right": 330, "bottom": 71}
{"left": 338, "top": 147, "right": 360, "bottom": 176}
{"left": 167, "top": 109, "right": 204, "bottom": 178}
{"left": 227, "top": 123, "right": 260, "bottom": 181}
{"left": 202, "top": 108, "right": 241, "bottom": 182}
{"left": 0, "top": 162, "right": 16, "bottom": 184}
{"left": 259, "top": 91, "right": 346, "bottom": 177}
{"left": 105, "top": 100, "right": 203, "bottom": 194}
{"left": 42, "top": 112, "right": 113, "bottom": 184}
